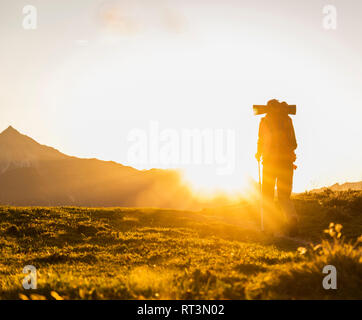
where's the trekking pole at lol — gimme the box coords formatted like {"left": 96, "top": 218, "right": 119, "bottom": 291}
{"left": 258, "top": 159, "right": 264, "bottom": 231}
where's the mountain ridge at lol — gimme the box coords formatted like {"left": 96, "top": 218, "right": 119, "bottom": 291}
{"left": 0, "top": 126, "right": 197, "bottom": 209}
{"left": 309, "top": 181, "right": 362, "bottom": 193}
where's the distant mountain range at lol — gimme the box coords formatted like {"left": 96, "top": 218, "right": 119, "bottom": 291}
{"left": 0, "top": 126, "right": 197, "bottom": 208}
{"left": 309, "top": 181, "right": 362, "bottom": 193}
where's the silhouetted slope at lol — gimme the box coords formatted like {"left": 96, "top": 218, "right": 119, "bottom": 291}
{"left": 309, "top": 181, "right": 362, "bottom": 193}
{"left": 0, "top": 126, "right": 68, "bottom": 173}
{"left": 0, "top": 126, "right": 197, "bottom": 208}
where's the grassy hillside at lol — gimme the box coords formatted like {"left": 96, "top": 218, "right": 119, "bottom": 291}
{"left": 0, "top": 190, "right": 361, "bottom": 300}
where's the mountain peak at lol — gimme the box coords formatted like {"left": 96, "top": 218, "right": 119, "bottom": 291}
{"left": 1, "top": 125, "right": 21, "bottom": 136}
{"left": 0, "top": 126, "right": 68, "bottom": 173}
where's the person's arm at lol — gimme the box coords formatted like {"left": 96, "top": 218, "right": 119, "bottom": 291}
{"left": 256, "top": 118, "right": 265, "bottom": 160}
{"left": 288, "top": 117, "right": 297, "bottom": 164}
{"left": 289, "top": 118, "right": 297, "bottom": 151}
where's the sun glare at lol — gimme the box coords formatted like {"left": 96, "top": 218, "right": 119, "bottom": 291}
{"left": 180, "top": 166, "right": 255, "bottom": 199}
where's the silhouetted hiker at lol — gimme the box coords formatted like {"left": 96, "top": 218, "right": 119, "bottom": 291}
{"left": 255, "top": 99, "right": 298, "bottom": 236}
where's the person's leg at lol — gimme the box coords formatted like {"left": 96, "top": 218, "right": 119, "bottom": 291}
{"left": 262, "top": 162, "right": 277, "bottom": 230}
{"left": 276, "top": 162, "right": 298, "bottom": 227}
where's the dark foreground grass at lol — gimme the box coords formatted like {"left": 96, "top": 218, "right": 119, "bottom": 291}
{"left": 0, "top": 190, "right": 361, "bottom": 300}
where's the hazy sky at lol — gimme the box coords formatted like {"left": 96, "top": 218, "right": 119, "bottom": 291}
{"left": 1, "top": 0, "right": 361, "bottom": 193}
